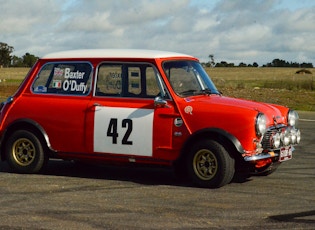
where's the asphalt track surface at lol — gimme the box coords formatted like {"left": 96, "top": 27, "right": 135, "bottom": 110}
{"left": 0, "top": 111, "right": 314, "bottom": 229}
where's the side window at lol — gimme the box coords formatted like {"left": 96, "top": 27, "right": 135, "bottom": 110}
{"left": 146, "top": 66, "right": 161, "bottom": 97}
{"left": 32, "top": 62, "right": 92, "bottom": 95}
{"left": 96, "top": 63, "right": 162, "bottom": 98}
{"left": 96, "top": 64, "right": 122, "bottom": 96}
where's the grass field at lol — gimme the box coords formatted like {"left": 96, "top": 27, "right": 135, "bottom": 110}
{"left": 0, "top": 67, "right": 314, "bottom": 111}
{"left": 207, "top": 67, "right": 315, "bottom": 111}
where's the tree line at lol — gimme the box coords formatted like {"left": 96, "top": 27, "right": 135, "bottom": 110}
{"left": 204, "top": 54, "right": 313, "bottom": 68}
{"left": 204, "top": 60, "right": 313, "bottom": 68}
{"left": 1, "top": 42, "right": 314, "bottom": 68}
{"left": 0, "top": 42, "right": 38, "bottom": 68}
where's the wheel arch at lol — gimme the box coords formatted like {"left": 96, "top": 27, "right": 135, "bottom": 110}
{"left": 178, "top": 128, "right": 245, "bottom": 163}
{"left": 1, "top": 119, "right": 55, "bottom": 160}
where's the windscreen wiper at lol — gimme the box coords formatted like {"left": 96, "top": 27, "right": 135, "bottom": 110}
{"left": 199, "top": 89, "right": 212, "bottom": 95}
{"left": 179, "top": 89, "right": 198, "bottom": 96}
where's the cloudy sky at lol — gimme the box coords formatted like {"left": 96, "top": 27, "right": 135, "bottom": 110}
{"left": 0, "top": 0, "right": 314, "bottom": 66}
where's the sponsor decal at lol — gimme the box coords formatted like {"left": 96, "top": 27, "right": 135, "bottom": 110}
{"left": 61, "top": 68, "right": 88, "bottom": 94}
{"left": 109, "top": 72, "right": 121, "bottom": 78}
{"left": 52, "top": 80, "right": 62, "bottom": 88}
{"left": 174, "top": 118, "right": 183, "bottom": 127}
{"left": 63, "top": 80, "right": 88, "bottom": 94}
{"left": 53, "top": 67, "right": 64, "bottom": 77}
{"left": 184, "top": 98, "right": 194, "bottom": 102}
{"left": 184, "top": 106, "right": 193, "bottom": 115}
{"left": 34, "top": 86, "right": 47, "bottom": 93}
{"left": 64, "top": 68, "right": 85, "bottom": 79}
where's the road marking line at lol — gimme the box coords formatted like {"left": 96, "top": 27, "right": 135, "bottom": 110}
{"left": 300, "top": 119, "right": 315, "bottom": 122}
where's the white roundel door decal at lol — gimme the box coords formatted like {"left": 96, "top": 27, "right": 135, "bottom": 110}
{"left": 94, "top": 106, "right": 153, "bottom": 156}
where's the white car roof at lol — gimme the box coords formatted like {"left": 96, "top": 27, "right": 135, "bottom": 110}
{"left": 42, "top": 49, "right": 194, "bottom": 59}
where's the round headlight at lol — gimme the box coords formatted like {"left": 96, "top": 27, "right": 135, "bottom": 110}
{"left": 288, "top": 110, "right": 299, "bottom": 127}
{"left": 296, "top": 129, "right": 301, "bottom": 144}
{"left": 281, "top": 129, "right": 291, "bottom": 146}
{"left": 256, "top": 113, "right": 267, "bottom": 136}
{"left": 272, "top": 133, "right": 281, "bottom": 148}
{"left": 290, "top": 129, "right": 297, "bottom": 144}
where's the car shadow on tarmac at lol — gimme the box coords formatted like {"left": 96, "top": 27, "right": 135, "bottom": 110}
{"left": 0, "top": 158, "right": 251, "bottom": 187}
{"left": 269, "top": 210, "right": 315, "bottom": 224}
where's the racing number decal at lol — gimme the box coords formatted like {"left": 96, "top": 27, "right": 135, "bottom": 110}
{"left": 94, "top": 106, "right": 153, "bottom": 156}
{"left": 107, "top": 118, "right": 133, "bottom": 145}
{"left": 121, "top": 119, "right": 133, "bottom": 145}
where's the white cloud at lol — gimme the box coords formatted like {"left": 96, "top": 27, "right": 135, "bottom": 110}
{"left": 2, "top": 1, "right": 62, "bottom": 27}
{"left": 0, "top": 0, "right": 314, "bottom": 66}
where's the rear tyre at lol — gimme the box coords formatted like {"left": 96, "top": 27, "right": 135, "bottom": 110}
{"left": 187, "top": 139, "right": 235, "bottom": 188}
{"left": 5, "top": 130, "right": 47, "bottom": 173}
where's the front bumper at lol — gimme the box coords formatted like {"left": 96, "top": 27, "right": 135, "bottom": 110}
{"left": 244, "top": 146, "right": 294, "bottom": 162}
{"left": 244, "top": 151, "right": 277, "bottom": 162}
{"left": 243, "top": 123, "right": 300, "bottom": 166}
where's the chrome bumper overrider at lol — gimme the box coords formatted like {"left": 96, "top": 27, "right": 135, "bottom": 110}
{"left": 244, "top": 152, "right": 278, "bottom": 161}
{"left": 244, "top": 146, "right": 295, "bottom": 162}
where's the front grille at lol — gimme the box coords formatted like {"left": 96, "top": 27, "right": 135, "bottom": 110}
{"left": 260, "top": 125, "right": 301, "bottom": 150}
{"left": 261, "top": 129, "right": 274, "bottom": 150}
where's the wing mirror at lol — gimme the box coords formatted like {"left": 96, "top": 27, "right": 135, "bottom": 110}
{"left": 154, "top": 96, "right": 168, "bottom": 108}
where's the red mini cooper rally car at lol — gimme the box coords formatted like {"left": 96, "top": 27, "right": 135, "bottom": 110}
{"left": 0, "top": 49, "right": 301, "bottom": 188}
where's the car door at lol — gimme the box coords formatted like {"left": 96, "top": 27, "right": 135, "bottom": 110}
{"left": 85, "top": 62, "right": 180, "bottom": 160}
{"left": 29, "top": 62, "right": 93, "bottom": 153}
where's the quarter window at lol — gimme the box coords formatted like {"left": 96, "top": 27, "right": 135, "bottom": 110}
{"left": 32, "top": 62, "right": 92, "bottom": 95}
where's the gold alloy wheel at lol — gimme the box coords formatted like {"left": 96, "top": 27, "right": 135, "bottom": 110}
{"left": 12, "top": 138, "right": 36, "bottom": 166}
{"left": 193, "top": 149, "right": 218, "bottom": 180}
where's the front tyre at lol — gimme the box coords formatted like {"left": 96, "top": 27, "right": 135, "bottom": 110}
{"left": 187, "top": 140, "right": 235, "bottom": 188}
{"left": 253, "top": 162, "right": 280, "bottom": 176}
{"left": 5, "top": 130, "right": 47, "bottom": 173}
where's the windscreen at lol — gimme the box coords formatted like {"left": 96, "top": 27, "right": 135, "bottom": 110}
{"left": 163, "top": 60, "right": 219, "bottom": 97}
